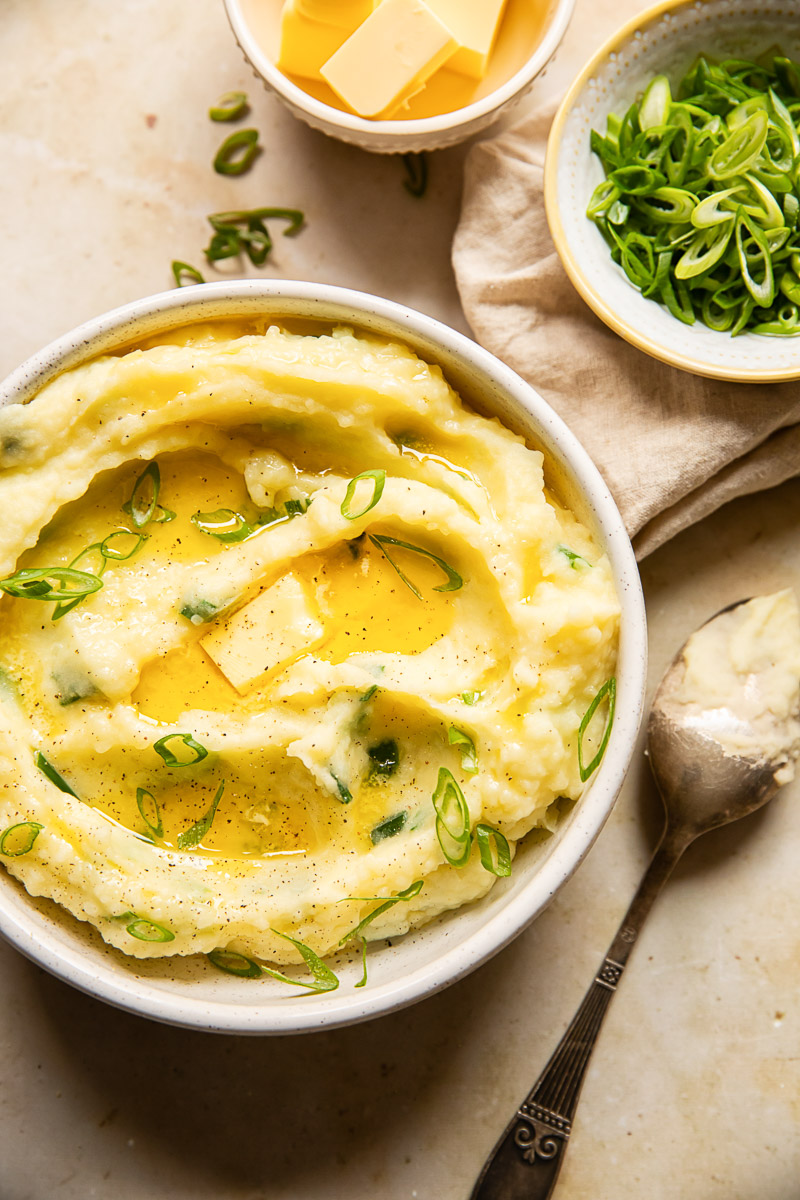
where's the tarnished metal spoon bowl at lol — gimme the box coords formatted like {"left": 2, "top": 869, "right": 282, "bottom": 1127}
{"left": 471, "top": 591, "right": 800, "bottom": 1199}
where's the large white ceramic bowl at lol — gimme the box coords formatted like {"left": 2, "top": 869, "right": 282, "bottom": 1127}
{"left": 545, "top": 0, "right": 800, "bottom": 382}
{"left": 223, "top": 0, "right": 576, "bottom": 153}
{"left": 0, "top": 281, "right": 646, "bottom": 1034}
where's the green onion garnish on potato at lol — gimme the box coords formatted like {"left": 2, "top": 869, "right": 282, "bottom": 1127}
{"left": 432, "top": 767, "right": 471, "bottom": 867}
{"left": 369, "top": 535, "right": 463, "bottom": 599}
{"left": 341, "top": 469, "right": 386, "bottom": 520}
{"left": 153, "top": 732, "right": 209, "bottom": 768}
{"left": 0, "top": 821, "right": 44, "bottom": 857}
{"left": 578, "top": 677, "right": 616, "bottom": 782}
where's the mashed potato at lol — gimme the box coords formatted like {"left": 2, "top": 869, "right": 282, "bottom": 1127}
{"left": 0, "top": 322, "right": 619, "bottom": 968}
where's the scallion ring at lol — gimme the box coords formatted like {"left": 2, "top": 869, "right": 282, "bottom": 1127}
{"left": 136, "top": 788, "right": 163, "bottom": 839}
{"left": 100, "top": 529, "right": 147, "bottom": 561}
{"left": 127, "top": 463, "right": 161, "bottom": 528}
{"left": 171, "top": 261, "right": 205, "bottom": 287}
{"left": 190, "top": 508, "right": 253, "bottom": 542}
{"left": 341, "top": 469, "right": 386, "bottom": 520}
{"left": 212, "top": 128, "right": 260, "bottom": 176}
{"left": 209, "top": 91, "right": 248, "bottom": 122}
{"left": 432, "top": 767, "right": 471, "bottom": 867}
{"left": 122, "top": 914, "right": 175, "bottom": 943}
{"left": 153, "top": 732, "right": 209, "bottom": 768}
{"left": 0, "top": 821, "right": 44, "bottom": 857}
{"left": 35, "top": 752, "right": 80, "bottom": 798}
{"left": 475, "top": 823, "right": 512, "bottom": 877}
{"left": 0, "top": 567, "right": 103, "bottom": 603}
{"left": 448, "top": 726, "right": 478, "bottom": 773}
{"left": 265, "top": 930, "right": 339, "bottom": 993}
{"left": 578, "top": 677, "right": 616, "bottom": 782}
{"left": 207, "top": 949, "right": 263, "bottom": 978}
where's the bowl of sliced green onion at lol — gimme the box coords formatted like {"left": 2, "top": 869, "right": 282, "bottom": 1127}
{"left": 545, "top": 0, "right": 800, "bottom": 381}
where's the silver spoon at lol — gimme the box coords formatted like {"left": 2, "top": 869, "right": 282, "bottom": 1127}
{"left": 470, "top": 595, "right": 800, "bottom": 1200}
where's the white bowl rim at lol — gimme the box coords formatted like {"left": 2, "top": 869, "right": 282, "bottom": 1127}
{"left": 544, "top": 0, "right": 800, "bottom": 383}
{"left": 222, "top": 0, "right": 577, "bottom": 139}
{"left": 0, "top": 279, "right": 647, "bottom": 1034}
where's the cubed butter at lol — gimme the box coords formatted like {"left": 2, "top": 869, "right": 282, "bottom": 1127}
{"left": 425, "top": 0, "right": 509, "bottom": 79}
{"left": 278, "top": 0, "right": 377, "bottom": 82}
{"left": 201, "top": 573, "right": 323, "bottom": 692}
{"left": 320, "top": 0, "right": 459, "bottom": 120}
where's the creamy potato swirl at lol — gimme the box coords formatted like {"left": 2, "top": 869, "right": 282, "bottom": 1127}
{"left": 0, "top": 323, "right": 619, "bottom": 965}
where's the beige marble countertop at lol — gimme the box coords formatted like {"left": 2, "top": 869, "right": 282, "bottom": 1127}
{"left": 1, "top": 1, "right": 799, "bottom": 1197}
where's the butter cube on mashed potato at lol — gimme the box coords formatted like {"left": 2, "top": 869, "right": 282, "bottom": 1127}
{"left": 201, "top": 573, "right": 323, "bottom": 692}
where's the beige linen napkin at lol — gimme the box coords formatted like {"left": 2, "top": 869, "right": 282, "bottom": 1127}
{"left": 452, "top": 104, "right": 800, "bottom": 559}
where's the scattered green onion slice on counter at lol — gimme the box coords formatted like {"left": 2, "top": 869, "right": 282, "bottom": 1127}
{"left": 370, "top": 812, "right": 407, "bottom": 843}
{"left": 402, "top": 151, "right": 428, "bottom": 197}
{"left": 127, "top": 463, "right": 161, "bottom": 528}
{"left": 177, "top": 780, "right": 225, "bottom": 850}
{"left": 100, "top": 529, "right": 147, "bottom": 561}
{"left": 212, "top": 128, "right": 260, "bottom": 175}
{"left": 369, "top": 535, "right": 463, "bottom": 600}
{"left": 0, "top": 821, "right": 44, "bottom": 857}
{"left": 204, "top": 207, "right": 304, "bottom": 266}
{"left": 578, "top": 677, "right": 617, "bottom": 782}
{"left": 341, "top": 469, "right": 386, "bottom": 520}
{"left": 35, "top": 752, "right": 80, "bottom": 798}
{"left": 0, "top": 567, "right": 103, "bottom": 603}
{"left": 171, "top": 261, "right": 205, "bottom": 287}
{"left": 432, "top": 767, "right": 471, "bottom": 867}
{"left": 191, "top": 508, "right": 253, "bottom": 542}
{"left": 121, "top": 913, "right": 175, "bottom": 943}
{"left": 587, "top": 53, "right": 800, "bottom": 336}
{"left": 266, "top": 930, "right": 340, "bottom": 993}
{"left": 153, "top": 732, "right": 209, "bottom": 768}
{"left": 475, "top": 823, "right": 512, "bottom": 877}
{"left": 209, "top": 91, "right": 249, "bottom": 122}
{"left": 207, "top": 949, "right": 263, "bottom": 978}
{"left": 136, "top": 788, "right": 163, "bottom": 839}
{"left": 448, "top": 726, "right": 478, "bottom": 773}
{"left": 337, "top": 879, "right": 424, "bottom": 946}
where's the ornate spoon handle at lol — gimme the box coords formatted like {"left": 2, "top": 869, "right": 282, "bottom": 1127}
{"left": 469, "top": 831, "right": 689, "bottom": 1200}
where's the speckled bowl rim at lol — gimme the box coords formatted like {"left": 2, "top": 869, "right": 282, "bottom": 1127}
{"left": 544, "top": 0, "right": 800, "bottom": 383}
{"left": 223, "top": 0, "right": 576, "bottom": 143}
{"left": 0, "top": 280, "right": 646, "bottom": 1034}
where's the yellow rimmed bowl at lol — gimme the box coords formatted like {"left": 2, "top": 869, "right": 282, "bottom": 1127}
{"left": 544, "top": 0, "right": 800, "bottom": 383}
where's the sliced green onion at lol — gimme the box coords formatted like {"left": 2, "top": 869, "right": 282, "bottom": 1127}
{"left": 153, "top": 732, "right": 209, "bottom": 768}
{"left": 127, "top": 463, "right": 161, "bottom": 528}
{"left": 341, "top": 469, "right": 386, "bottom": 520}
{"left": 213, "top": 128, "right": 260, "bottom": 175}
{"left": 639, "top": 74, "right": 672, "bottom": 131}
{"left": 209, "top": 91, "right": 248, "bottom": 122}
{"left": 432, "top": 767, "right": 471, "bottom": 867}
{"left": 370, "top": 812, "right": 407, "bottom": 843}
{"left": 207, "top": 949, "right": 263, "bottom": 978}
{"left": 204, "top": 207, "right": 304, "bottom": 265}
{"left": 402, "top": 151, "right": 428, "bottom": 197}
{"left": 180, "top": 599, "right": 219, "bottom": 624}
{"left": 0, "top": 821, "right": 43, "bottom": 857}
{"left": 100, "top": 529, "right": 147, "bottom": 561}
{"left": 121, "top": 913, "right": 175, "bottom": 943}
{"left": 578, "top": 677, "right": 616, "bottom": 782}
{"left": 448, "top": 726, "right": 478, "bottom": 773}
{"left": 265, "top": 930, "right": 339, "bottom": 993}
{"left": 367, "top": 739, "right": 399, "bottom": 780}
{"left": 136, "top": 788, "right": 163, "bottom": 839}
{"left": 0, "top": 568, "right": 102, "bottom": 603}
{"left": 171, "top": 261, "right": 205, "bottom": 287}
{"left": 52, "top": 544, "right": 108, "bottom": 621}
{"left": 337, "top": 879, "right": 423, "bottom": 946}
{"left": 736, "top": 207, "right": 776, "bottom": 304}
{"left": 177, "top": 779, "right": 225, "bottom": 850}
{"left": 331, "top": 772, "right": 352, "bottom": 804}
{"left": 35, "top": 752, "right": 79, "bottom": 798}
{"left": 475, "top": 823, "right": 512, "bottom": 877}
{"left": 191, "top": 508, "right": 253, "bottom": 542}
{"left": 369, "top": 534, "right": 462, "bottom": 600}
{"left": 461, "top": 690, "right": 483, "bottom": 705}
{"left": 360, "top": 684, "right": 378, "bottom": 703}
{"left": 558, "top": 544, "right": 591, "bottom": 569}
{"left": 354, "top": 936, "right": 368, "bottom": 988}
{"left": 709, "top": 110, "right": 769, "bottom": 178}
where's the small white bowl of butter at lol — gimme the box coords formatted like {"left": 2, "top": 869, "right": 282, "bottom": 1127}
{"left": 223, "top": 0, "right": 576, "bottom": 152}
